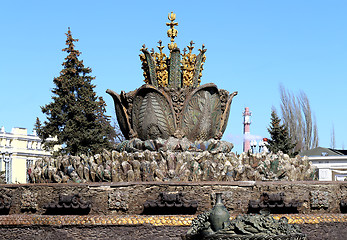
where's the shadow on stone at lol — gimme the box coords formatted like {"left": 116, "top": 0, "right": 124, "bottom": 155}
{"left": 0, "top": 195, "right": 11, "bottom": 215}
{"left": 142, "top": 192, "right": 198, "bottom": 215}
{"left": 340, "top": 199, "right": 347, "bottom": 213}
{"left": 44, "top": 193, "right": 91, "bottom": 215}
{"left": 248, "top": 192, "right": 301, "bottom": 214}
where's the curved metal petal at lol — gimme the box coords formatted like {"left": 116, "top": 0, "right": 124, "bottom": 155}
{"left": 220, "top": 91, "right": 238, "bottom": 137}
{"left": 141, "top": 49, "right": 158, "bottom": 87}
{"left": 132, "top": 85, "right": 176, "bottom": 140}
{"left": 192, "top": 48, "right": 207, "bottom": 88}
{"left": 106, "top": 89, "right": 132, "bottom": 139}
{"left": 180, "top": 83, "right": 222, "bottom": 141}
{"left": 168, "top": 48, "right": 181, "bottom": 88}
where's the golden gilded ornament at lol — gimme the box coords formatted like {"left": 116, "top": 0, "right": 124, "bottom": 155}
{"left": 166, "top": 11, "right": 178, "bottom": 50}
{"left": 139, "top": 44, "right": 150, "bottom": 84}
{"left": 181, "top": 41, "right": 196, "bottom": 87}
{"left": 139, "top": 12, "right": 206, "bottom": 88}
{"left": 154, "top": 40, "right": 168, "bottom": 87}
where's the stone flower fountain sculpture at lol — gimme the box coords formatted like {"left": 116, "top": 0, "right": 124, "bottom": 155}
{"left": 28, "top": 13, "right": 317, "bottom": 184}
{"left": 107, "top": 12, "right": 237, "bottom": 147}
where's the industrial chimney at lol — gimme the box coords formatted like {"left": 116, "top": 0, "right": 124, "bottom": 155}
{"left": 243, "top": 107, "right": 252, "bottom": 152}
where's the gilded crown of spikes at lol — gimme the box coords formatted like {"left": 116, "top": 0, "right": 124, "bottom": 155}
{"left": 139, "top": 12, "right": 207, "bottom": 88}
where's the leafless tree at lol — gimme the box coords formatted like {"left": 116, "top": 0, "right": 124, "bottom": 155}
{"left": 279, "top": 85, "right": 319, "bottom": 154}
{"left": 330, "top": 124, "right": 336, "bottom": 149}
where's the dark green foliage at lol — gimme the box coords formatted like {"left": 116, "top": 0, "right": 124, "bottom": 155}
{"left": 35, "top": 28, "right": 117, "bottom": 156}
{"left": 267, "top": 109, "right": 298, "bottom": 157}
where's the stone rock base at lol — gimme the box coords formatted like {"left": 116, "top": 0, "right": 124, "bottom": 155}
{"left": 0, "top": 223, "right": 346, "bottom": 240}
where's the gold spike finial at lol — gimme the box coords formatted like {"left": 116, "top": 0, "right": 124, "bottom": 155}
{"left": 166, "top": 12, "right": 178, "bottom": 51}
{"left": 140, "top": 12, "right": 207, "bottom": 87}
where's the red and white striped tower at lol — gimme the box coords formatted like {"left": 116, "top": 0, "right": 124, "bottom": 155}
{"left": 243, "top": 107, "right": 252, "bottom": 152}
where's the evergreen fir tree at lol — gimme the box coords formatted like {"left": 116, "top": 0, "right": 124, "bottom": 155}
{"left": 36, "top": 28, "right": 115, "bottom": 155}
{"left": 267, "top": 109, "right": 297, "bottom": 157}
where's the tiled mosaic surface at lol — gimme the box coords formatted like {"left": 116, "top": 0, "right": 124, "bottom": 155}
{"left": 0, "top": 214, "right": 345, "bottom": 226}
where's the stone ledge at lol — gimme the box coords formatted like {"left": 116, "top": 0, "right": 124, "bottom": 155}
{"left": 0, "top": 214, "right": 345, "bottom": 226}
{"left": 0, "top": 181, "right": 345, "bottom": 215}
{"left": 1, "top": 180, "right": 346, "bottom": 188}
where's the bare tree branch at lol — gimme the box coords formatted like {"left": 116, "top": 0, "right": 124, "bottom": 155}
{"left": 279, "top": 85, "right": 319, "bottom": 153}
{"left": 330, "top": 123, "right": 336, "bottom": 149}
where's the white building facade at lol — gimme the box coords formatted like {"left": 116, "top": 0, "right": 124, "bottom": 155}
{"left": 309, "top": 155, "right": 347, "bottom": 181}
{"left": 0, "top": 127, "right": 58, "bottom": 183}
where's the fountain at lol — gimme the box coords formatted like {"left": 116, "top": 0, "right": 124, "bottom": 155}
{"left": 0, "top": 12, "right": 345, "bottom": 240}
{"left": 106, "top": 12, "right": 237, "bottom": 150}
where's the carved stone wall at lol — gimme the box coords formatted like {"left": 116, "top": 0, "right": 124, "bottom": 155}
{"left": 0, "top": 223, "right": 347, "bottom": 240}
{"left": 310, "top": 190, "right": 330, "bottom": 209}
{"left": 0, "top": 181, "right": 345, "bottom": 215}
{"left": 108, "top": 190, "right": 129, "bottom": 212}
{"left": 21, "top": 190, "right": 38, "bottom": 212}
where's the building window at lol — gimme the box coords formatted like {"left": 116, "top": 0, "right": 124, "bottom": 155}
{"left": 4, "top": 156, "right": 12, "bottom": 184}
{"left": 26, "top": 159, "right": 34, "bottom": 183}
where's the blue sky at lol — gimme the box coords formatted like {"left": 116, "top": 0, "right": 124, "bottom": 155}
{"left": 1, "top": 1, "right": 346, "bottom": 153}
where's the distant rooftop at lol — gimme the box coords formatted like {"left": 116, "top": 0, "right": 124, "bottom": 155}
{"left": 301, "top": 147, "right": 346, "bottom": 157}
